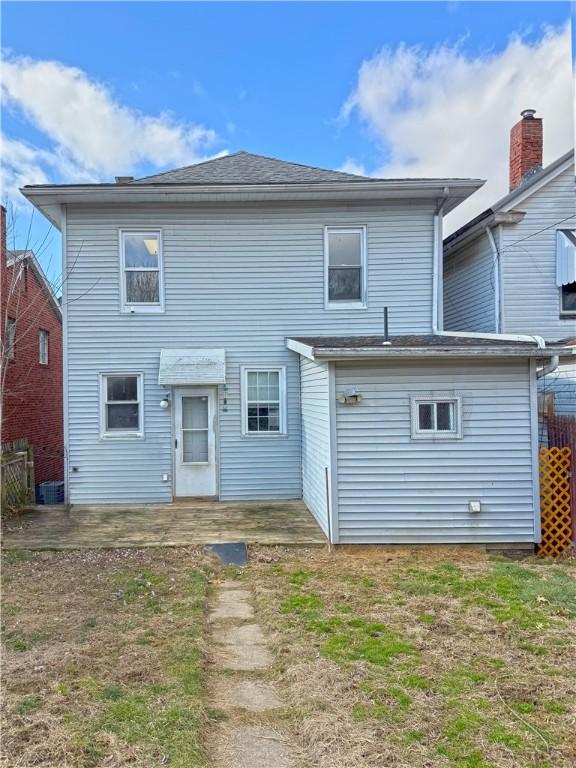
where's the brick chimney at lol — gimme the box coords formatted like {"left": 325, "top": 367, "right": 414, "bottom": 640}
{"left": 509, "top": 109, "right": 543, "bottom": 190}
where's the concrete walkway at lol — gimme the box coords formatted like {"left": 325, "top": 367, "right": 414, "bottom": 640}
{"left": 206, "top": 580, "right": 294, "bottom": 768}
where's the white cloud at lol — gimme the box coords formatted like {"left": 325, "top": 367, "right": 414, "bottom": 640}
{"left": 1, "top": 54, "right": 221, "bottom": 205}
{"left": 342, "top": 25, "right": 574, "bottom": 232}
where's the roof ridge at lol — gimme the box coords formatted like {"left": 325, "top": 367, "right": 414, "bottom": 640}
{"left": 131, "top": 150, "right": 372, "bottom": 184}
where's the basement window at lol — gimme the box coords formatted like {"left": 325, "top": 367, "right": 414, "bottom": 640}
{"left": 411, "top": 396, "right": 462, "bottom": 439}
{"left": 100, "top": 373, "right": 143, "bottom": 439}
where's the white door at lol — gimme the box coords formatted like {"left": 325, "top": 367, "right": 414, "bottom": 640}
{"left": 174, "top": 387, "right": 217, "bottom": 497}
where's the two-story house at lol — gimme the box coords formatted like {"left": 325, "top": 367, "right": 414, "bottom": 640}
{"left": 1, "top": 205, "right": 64, "bottom": 484}
{"left": 444, "top": 111, "right": 576, "bottom": 415}
{"left": 21, "top": 152, "right": 565, "bottom": 546}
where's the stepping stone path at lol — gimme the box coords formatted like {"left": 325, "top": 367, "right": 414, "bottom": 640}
{"left": 207, "top": 579, "right": 294, "bottom": 768}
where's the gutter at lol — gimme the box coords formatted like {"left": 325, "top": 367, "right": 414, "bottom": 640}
{"left": 439, "top": 330, "right": 546, "bottom": 349}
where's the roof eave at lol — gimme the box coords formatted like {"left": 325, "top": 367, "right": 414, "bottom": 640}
{"left": 20, "top": 178, "right": 485, "bottom": 226}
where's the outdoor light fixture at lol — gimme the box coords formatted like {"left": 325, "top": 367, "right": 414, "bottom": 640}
{"left": 337, "top": 390, "right": 363, "bottom": 405}
{"left": 159, "top": 394, "right": 171, "bottom": 409}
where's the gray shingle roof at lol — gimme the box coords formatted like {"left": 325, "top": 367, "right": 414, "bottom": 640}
{"left": 131, "top": 151, "right": 375, "bottom": 185}
{"left": 288, "top": 335, "right": 540, "bottom": 349}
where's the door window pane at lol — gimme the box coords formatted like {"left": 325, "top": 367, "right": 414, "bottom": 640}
{"left": 183, "top": 429, "right": 208, "bottom": 463}
{"left": 124, "top": 233, "right": 159, "bottom": 268}
{"left": 182, "top": 397, "right": 208, "bottom": 429}
{"left": 126, "top": 271, "right": 160, "bottom": 303}
{"left": 107, "top": 403, "right": 139, "bottom": 430}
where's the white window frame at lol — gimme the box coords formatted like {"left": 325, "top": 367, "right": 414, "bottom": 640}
{"left": 39, "top": 329, "right": 49, "bottom": 365}
{"left": 241, "top": 366, "right": 287, "bottom": 437}
{"left": 99, "top": 372, "right": 144, "bottom": 440}
{"left": 119, "top": 229, "right": 164, "bottom": 314}
{"left": 410, "top": 395, "right": 463, "bottom": 440}
{"left": 324, "top": 225, "right": 367, "bottom": 310}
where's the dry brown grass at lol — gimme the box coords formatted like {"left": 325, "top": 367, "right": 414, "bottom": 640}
{"left": 1, "top": 547, "right": 212, "bottom": 768}
{"left": 243, "top": 546, "right": 576, "bottom": 768}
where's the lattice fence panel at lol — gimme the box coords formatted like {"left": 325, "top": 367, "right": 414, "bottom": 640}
{"left": 539, "top": 447, "right": 572, "bottom": 558}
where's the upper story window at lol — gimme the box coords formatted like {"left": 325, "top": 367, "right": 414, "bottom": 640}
{"left": 39, "top": 329, "right": 49, "bottom": 365}
{"left": 100, "top": 373, "right": 143, "bottom": 439}
{"left": 120, "top": 230, "right": 164, "bottom": 313}
{"left": 324, "top": 226, "right": 366, "bottom": 309}
{"left": 6, "top": 318, "right": 16, "bottom": 360}
{"left": 241, "top": 367, "right": 287, "bottom": 436}
{"left": 556, "top": 229, "right": 576, "bottom": 317}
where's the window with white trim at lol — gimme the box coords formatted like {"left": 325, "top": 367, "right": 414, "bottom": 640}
{"left": 39, "top": 329, "right": 49, "bottom": 365}
{"left": 241, "top": 367, "right": 286, "bottom": 435}
{"left": 561, "top": 282, "right": 576, "bottom": 314}
{"left": 6, "top": 317, "right": 16, "bottom": 359}
{"left": 410, "top": 396, "right": 462, "bottom": 439}
{"left": 557, "top": 229, "right": 576, "bottom": 315}
{"left": 120, "top": 230, "right": 163, "bottom": 312}
{"left": 325, "top": 226, "right": 366, "bottom": 308}
{"left": 100, "top": 373, "right": 143, "bottom": 438}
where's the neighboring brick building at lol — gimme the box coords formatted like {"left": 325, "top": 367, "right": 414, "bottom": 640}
{"left": 1, "top": 206, "right": 63, "bottom": 483}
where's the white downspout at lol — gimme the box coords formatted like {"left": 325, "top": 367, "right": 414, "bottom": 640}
{"left": 432, "top": 189, "right": 448, "bottom": 333}
{"left": 537, "top": 355, "right": 560, "bottom": 378}
{"left": 485, "top": 226, "right": 501, "bottom": 333}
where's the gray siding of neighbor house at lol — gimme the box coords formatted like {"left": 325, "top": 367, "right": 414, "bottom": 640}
{"left": 300, "top": 358, "right": 331, "bottom": 535}
{"left": 334, "top": 358, "right": 536, "bottom": 544}
{"left": 65, "top": 200, "right": 435, "bottom": 503}
{"left": 443, "top": 234, "right": 497, "bottom": 333}
{"left": 500, "top": 164, "right": 576, "bottom": 341}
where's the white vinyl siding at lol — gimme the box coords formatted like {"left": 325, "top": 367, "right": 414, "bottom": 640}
{"left": 334, "top": 358, "right": 535, "bottom": 544}
{"left": 65, "top": 200, "right": 435, "bottom": 503}
{"left": 300, "top": 357, "right": 331, "bottom": 536}
{"left": 444, "top": 234, "right": 497, "bottom": 333}
{"left": 500, "top": 164, "right": 576, "bottom": 339}
{"left": 99, "top": 373, "right": 143, "bottom": 439}
{"left": 39, "top": 329, "right": 49, "bottom": 365}
{"left": 119, "top": 230, "right": 164, "bottom": 313}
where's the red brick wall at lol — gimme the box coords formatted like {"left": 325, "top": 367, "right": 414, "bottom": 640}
{"left": 1, "top": 206, "right": 64, "bottom": 483}
{"left": 509, "top": 112, "right": 543, "bottom": 190}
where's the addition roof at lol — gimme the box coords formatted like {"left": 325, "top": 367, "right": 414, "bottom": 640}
{"left": 286, "top": 334, "right": 569, "bottom": 360}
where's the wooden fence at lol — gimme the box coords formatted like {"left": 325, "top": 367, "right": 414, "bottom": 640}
{"left": 1, "top": 440, "right": 35, "bottom": 513}
{"left": 539, "top": 413, "right": 576, "bottom": 557}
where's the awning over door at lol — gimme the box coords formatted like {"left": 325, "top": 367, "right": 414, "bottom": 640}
{"left": 556, "top": 229, "right": 576, "bottom": 286}
{"left": 158, "top": 349, "right": 226, "bottom": 385}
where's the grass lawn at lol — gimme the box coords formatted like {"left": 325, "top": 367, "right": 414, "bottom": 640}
{"left": 2, "top": 544, "right": 575, "bottom": 768}
{"left": 1, "top": 547, "right": 213, "bottom": 768}
{"left": 243, "top": 546, "right": 576, "bottom": 768}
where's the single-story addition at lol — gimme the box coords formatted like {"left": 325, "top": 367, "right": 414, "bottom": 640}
{"left": 288, "top": 334, "right": 567, "bottom": 545}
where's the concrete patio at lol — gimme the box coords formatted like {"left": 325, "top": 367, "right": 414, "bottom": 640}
{"left": 2, "top": 499, "right": 327, "bottom": 550}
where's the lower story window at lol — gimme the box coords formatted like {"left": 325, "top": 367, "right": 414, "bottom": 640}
{"left": 100, "top": 373, "right": 143, "bottom": 438}
{"left": 242, "top": 367, "right": 286, "bottom": 435}
{"left": 411, "top": 396, "right": 462, "bottom": 439}
{"left": 561, "top": 282, "right": 576, "bottom": 314}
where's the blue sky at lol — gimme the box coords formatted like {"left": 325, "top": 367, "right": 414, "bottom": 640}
{"left": 2, "top": 2, "right": 573, "bottom": 282}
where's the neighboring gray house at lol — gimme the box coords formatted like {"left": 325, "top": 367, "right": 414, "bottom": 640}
{"left": 444, "top": 111, "right": 576, "bottom": 415}
{"left": 22, "top": 151, "right": 565, "bottom": 545}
